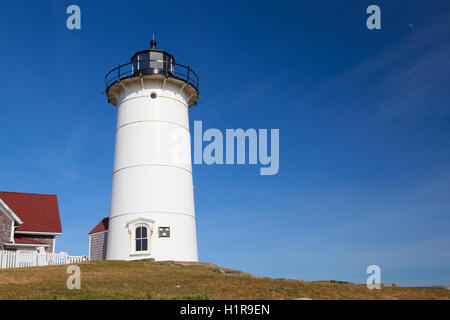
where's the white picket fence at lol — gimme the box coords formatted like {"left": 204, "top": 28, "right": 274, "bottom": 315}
{"left": 0, "top": 250, "right": 87, "bottom": 269}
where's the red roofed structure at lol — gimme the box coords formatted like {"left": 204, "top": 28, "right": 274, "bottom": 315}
{"left": 88, "top": 217, "right": 109, "bottom": 261}
{"left": 0, "top": 191, "right": 62, "bottom": 252}
{"left": 89, "top": 217, "right": 109, "bottom": 235}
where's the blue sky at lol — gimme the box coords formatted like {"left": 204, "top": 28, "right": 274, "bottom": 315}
{"left": 0, "top": 0, "right": 449, "bottom": 286}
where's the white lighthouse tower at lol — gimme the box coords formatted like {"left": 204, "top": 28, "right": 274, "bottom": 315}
{"left": 104, "top": 39, "right": 199, "bottom": 261}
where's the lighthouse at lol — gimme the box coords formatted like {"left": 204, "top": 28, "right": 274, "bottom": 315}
{"left": 104, "top": 39, "right": 199, "bottom": 261}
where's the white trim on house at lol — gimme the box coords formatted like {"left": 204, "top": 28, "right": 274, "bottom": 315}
{"left": 88, "top": 234, "right": 91, "bottom": 260}
{"left": 14, "top": 231, "right": 62, "bottom": 236}
{"left": 10, "top": 221, "right": 15, "bottom": 242}
{"left": 0, "top": 198, "right": 23, "bottom": 225}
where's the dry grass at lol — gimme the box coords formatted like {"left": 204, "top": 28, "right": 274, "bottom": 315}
{"left": 0, "top": 260, "right": 449, "bottom": 300}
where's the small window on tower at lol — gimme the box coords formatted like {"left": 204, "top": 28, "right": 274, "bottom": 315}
{"left": 158, "top": 227, "right": 170, "bottom": 238}
{"left": 135, "top": 226, "right": 148, "bottom": 251}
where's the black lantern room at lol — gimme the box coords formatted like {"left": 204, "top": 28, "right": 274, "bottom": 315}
{"left": 105, "top": 39, "right": 199, "bottom": 106}
{"left": 130, "top": 39, "right": 175, "bottom": 78}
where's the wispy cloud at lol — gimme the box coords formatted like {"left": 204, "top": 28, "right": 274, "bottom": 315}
{"left": 304, "top": 17, "right": 450, "bottom": 123}
{"left": 39, "top": 123, "right": 91, "bottom": 181}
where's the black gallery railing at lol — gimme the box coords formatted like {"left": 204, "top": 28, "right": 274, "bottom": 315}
{"left": 105, "top": 58, "right": 199, "bottom": 92}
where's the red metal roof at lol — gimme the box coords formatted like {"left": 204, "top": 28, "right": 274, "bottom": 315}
{"left": 89, "top": 217, "right": 109, "bottom": 234}
{"left": 0, "top": 191, "right": 62, "bottom": 233}
{"left": 10, "top": 236, "right": 47, "bottom": 245}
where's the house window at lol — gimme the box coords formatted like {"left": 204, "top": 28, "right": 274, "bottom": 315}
{"left": 135, "top": 226, "right": 148, "bottom": 252}
{"left": 159, "top": 227, "right": 170, "bottom": 238}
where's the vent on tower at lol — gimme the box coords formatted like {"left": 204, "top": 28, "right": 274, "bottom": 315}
{"left": 158, "top": 227, "right": 170, "bottom": 238}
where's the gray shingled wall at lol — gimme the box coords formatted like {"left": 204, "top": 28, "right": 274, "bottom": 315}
{"left": 0, "top": 211, "right": 12, "bottom": 250}
{"left": 90, "top": 231, "right": 108, "bottom": 261}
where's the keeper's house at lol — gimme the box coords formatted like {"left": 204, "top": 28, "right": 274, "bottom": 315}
{"left": 0, "top": 191, "right": 62, "bottom": 253}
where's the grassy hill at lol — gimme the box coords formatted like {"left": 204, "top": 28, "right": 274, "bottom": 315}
{"left": 0, "top": 260, "right": 449, "bottom": 300}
